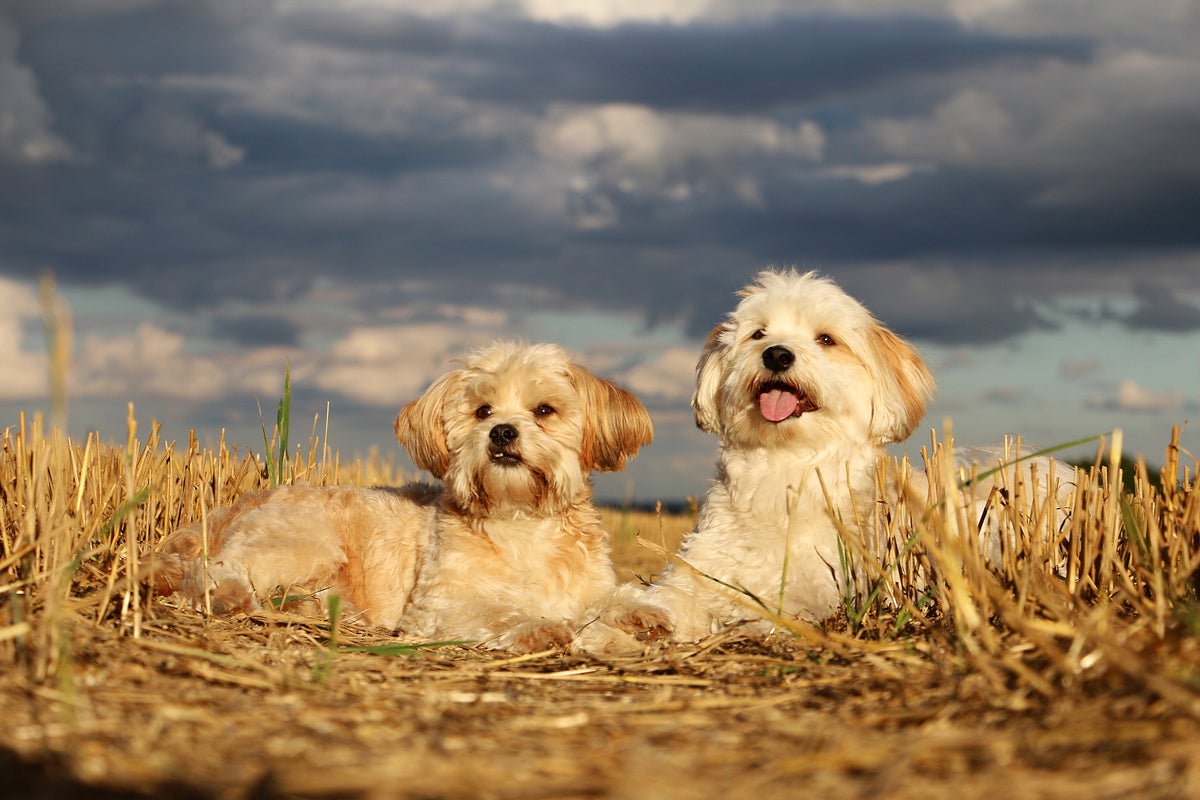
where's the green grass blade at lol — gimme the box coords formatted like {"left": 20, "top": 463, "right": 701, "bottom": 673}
{"left": 97, "top": 487, "right": 152, "bottom": 542}
{"left": 314, "top": 593, "right": 342, "bottom": 685}
{"left": 255, "top": 361, "right": 293, "bottom": 487}
{"left": 275, "top": 360, "right": 291, "bottom": 483}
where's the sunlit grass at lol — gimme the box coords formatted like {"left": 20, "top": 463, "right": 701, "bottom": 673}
{"left": 3, "top": 402, "right": 1198, "bottom": 689}
{"left": 2, "top": 403, "right": 1199, "bottom": 795}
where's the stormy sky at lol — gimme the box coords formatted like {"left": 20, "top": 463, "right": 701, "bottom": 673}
{"left": 1, "top": 0, "right": 1197, "bottom": 500}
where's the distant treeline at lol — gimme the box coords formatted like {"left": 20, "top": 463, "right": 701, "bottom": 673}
{"left": 1068, "top": 456, "right": 1164, "bottom": 492}
{"left": 598, "top": 499, "right": 698, "bottom": 516}
{"left": 606, "top": 456, "right": 1168, "bottom": 513}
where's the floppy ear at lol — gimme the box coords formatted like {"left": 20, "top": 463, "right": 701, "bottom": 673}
{"left": 691, "top": 323, "right": 731, "bottom": 435}
{"left": 394, "top": 370, "right": 466, "bottom": 479}
{"left": 569, "top": 365, "right": 654, "bottom": 473}
{"left": 865, "top": 325, "right": 936, "bottom": 444}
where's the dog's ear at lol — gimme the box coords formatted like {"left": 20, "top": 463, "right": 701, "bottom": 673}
{"left": 691, "top": 323, "right": 731, "bottom": 434}
{"left": 865, "top": 324, "right": 935, "bottom": 444}
{"left": 569, "top": 365, "right": 654, "bottom": 473}
{"left": 394, "top": 370, "right": 465, "bottom": 479}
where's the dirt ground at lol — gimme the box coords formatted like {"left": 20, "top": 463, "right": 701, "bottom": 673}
{"left": 4, "top": 581, "right": 1200, "bottom": 799}
{"left": 6, "top": 467, "right": 1200, "bottom": 800}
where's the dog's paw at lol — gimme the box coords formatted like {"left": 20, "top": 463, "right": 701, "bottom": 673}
{"left": 209, "top": 578, "right": 256, "bottom": 615}
{"left": 496, "top": 620, "right": 575, "bottom": 653}
{"left": 605, "top": 602, "right": 673, "bottom": 642}
{"left": 570, "top": 621, "right": 652, "bottom": 656}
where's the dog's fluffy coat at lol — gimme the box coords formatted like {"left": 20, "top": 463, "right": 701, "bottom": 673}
{"left": 624, "top": 269, "right": 1073, "bottom": 642}
{"left": 636, "top": 269, "right": 935, "bottom": 640}
{"left": 147, "top": 342, "right": 653, "bottom": 653}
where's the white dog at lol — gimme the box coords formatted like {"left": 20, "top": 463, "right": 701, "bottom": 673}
{"left": 146, "top": 341, "right": 654, "bottom": 654}
{"left": 621, "top": 269, "right": 1073, "bottom": 642}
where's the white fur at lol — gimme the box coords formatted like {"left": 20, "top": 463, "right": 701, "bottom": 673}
{"left": 616, "top": 269, "right": 1073, "bottom": 642}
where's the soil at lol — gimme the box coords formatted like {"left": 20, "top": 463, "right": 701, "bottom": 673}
{"left": 3, "top": 591, "right": 1199, "bottom": 800}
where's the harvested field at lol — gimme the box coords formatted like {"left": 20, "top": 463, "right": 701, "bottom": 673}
{"left": 3, "top": 415, "right": 1200, "bottom": 799}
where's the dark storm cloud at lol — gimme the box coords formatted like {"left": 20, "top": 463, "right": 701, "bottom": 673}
{"left": 566, "top": 163, "right": 1200, "bottom": 261}
{"left": 208, "top": 313, "right": 302, "bottom": 348}
{"left": 0, "top": 1, "right": 1197, "bottom": 349}
{"left": 15, "top": 4, "right": 261, "bottom": 154}
{"left": 550, "top": 165, "right": 1199, "bottom": 343}
{"left": 0, "top": 155, "right": 562, "bottom": 308}
{"left": 281, "top": 7, "right": 456, "bottom": 56}
{"left": 16, "top": 2, "right": 253, "bottom": 76}
{"left": 14, "top": 7, "right": 499, "bottom": 176}
{"left": 662, "top": 260, "right": 1060, "bottom": 347}
{"left": 287, "top": 10, "right": 1092, "bottom": 113}
{"left": 1119, "top": 281, "right": 1200, "bottom": 333}
{"left": 2, "top": 2, "right": 569, "bottom": 305}
{"left": 215, "top": 113, "right": 506, "bottom": 173}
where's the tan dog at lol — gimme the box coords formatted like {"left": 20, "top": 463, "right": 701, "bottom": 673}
{"left": 147, "top": 341, "right": 654, "bottom": 653}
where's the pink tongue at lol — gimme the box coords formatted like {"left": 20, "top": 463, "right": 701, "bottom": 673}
{"left": 759, "top": 388, "right": 800, "bottom": 422}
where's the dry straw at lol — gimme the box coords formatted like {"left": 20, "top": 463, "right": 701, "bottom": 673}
{"left": 2, "top": 407, "right": 1199, "bottom": 797}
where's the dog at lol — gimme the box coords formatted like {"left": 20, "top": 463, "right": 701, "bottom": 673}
{"left": 145, "top": 341, "right": 655, "bottom": 654}
{"left": 619, "top": 269, "right": 1073, "bottom": 642}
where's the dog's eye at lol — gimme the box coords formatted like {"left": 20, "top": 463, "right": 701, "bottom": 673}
{"left": 750, "top": 329, "right": 766, "bottom": 341}
{"left": 534, "top": 404, "right": 556, "bottom": 417}
{"left": 475, "top": 405, "right": 493, "bottom": 420}
{"left": 817, "top": 333, "right": 836, "bottom": 347}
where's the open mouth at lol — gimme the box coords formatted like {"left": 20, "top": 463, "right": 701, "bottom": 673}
{"left": 757, "top": 380, "right": 818, "bottom": 422}
{"left": 488, "top": 448, "right": 524, "bottom": 467}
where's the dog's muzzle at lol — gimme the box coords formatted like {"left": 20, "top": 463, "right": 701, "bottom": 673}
{"left": 487, "top": 424, "right": 524, "bottom": 465}
{"left": 758, "top": 346, "right": 817, "bottom": 422}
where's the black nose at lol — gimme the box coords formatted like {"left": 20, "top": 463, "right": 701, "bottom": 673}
{"left": 489, "top": 424, "right": 518, "bottom": 447}
{"left": 762, "top": 345, "right": 795, "bottom": 373}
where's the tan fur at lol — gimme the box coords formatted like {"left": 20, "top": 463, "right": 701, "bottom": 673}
{"left": 569, "top": 363, "right": 654, "bottom": 472}
{"left": 393, "top": 370, "right": 465, "bottom": 478}
{"left": 692, "top": 324, "right": 728, "bottom": 435}
{"left": 867, "top": 325, "right": 935, "bottom": 443}
{"left": 145, "top": 341, "right": 656, "bottom": 654}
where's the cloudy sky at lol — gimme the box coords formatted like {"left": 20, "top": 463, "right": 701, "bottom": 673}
{"left": 1, "top": 0, "right": 1198, "bottom": 501}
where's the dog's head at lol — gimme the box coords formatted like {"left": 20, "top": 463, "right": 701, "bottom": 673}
{"left": 692, "top": 269, "right": 935, "bottom": 451}
{"left": 394, "top": 341, "right": 653, "bottom": 515}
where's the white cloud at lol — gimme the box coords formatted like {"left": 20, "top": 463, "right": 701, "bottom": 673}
{"left": 314, "top": 323, "right": 486, "bottom": 406}
{"left": 613, "top": 346, "right": 697, "bottom": 402}
{"left": 538, "top": 103, "right": 825, "bottom": 227}
{"left": 8, "top": 271, "right": 533, "bottom": 414}
{"left": 1088, "top": 379, "right": 1186, "bottom": 413}
{"left": 76, "top": 323, "right": 241, "bottom": 400}
{"left": 820, "top": 162, "right": 933, "bottom": 185}
{"left": 521, "top": 0, "right": 714, "bottom": 26}
{"left": 867, "top": 88, "right": 1019, "bottom": 166}
{"left": 866, "top": 46, "right": 1200, "bottom": 203}
{"left": 0, "top": 277, "right": 48, "bottom": 399}
{"left": 538, "top": 103, "right": 825, "bottom": 179}
{"left": 943, "top": 0, "right": 1200, "bottom": 56}
{"left": 67, "top": 317, "right": 505, "bottom": 410}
